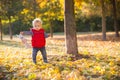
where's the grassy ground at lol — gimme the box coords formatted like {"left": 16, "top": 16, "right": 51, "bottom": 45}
{"left": 0, "top": 32, "right": 120, "bottom": 80}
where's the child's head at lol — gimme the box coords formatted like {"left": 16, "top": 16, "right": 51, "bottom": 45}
{"left": 32, "top": 18, "right": 43, "bottom": 30}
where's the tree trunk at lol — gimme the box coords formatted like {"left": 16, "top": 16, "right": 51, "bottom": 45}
{"left": 112, "top": 0, "right": 119, "bottom": 37}
{"left": 8, "top": 16, "right": 13, "bottom": 40}
{"left": 0, "top": 18, "right": 3, "bottom": 40}
{"left": 33, "top": 0, "right": 36, "bottom": 18}
{"left": 101, "top": 0, "right": 106, "bottom": 41}
{"left": 64, "top": 0, "right": 78, "bottom": 55}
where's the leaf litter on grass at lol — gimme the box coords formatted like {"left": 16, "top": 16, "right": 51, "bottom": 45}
{"left": 0, "top": 32, "right": 120, "bottom": 80}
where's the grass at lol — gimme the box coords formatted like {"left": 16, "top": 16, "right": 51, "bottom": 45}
{"left": 0, "top": 32, "right": 120, "bottom": 80}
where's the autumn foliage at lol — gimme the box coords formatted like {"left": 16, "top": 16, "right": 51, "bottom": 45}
{"left": 0, "top": 32, "right": 120, "bottom": 80}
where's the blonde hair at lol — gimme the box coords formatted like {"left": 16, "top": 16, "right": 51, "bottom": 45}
{"left": 32, "top": 18, "right": 42, "bottom": 27}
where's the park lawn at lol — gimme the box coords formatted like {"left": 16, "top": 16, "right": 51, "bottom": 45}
{"left": 0, "top": 32, "right": 120, "bottom": 80}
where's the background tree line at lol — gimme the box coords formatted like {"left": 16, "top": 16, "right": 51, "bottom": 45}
{"left": 0, "top": 0, "right": 120, "bottom": 36}
{"left": 0, "top": 0, "right": 120, "bottom": 54}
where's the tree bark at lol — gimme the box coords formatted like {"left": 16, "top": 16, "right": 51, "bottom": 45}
{"left": 101, "top": 0, "right": 106, "bottom": 41}
{"left": 64, "top": 0, "right": 78, "bottom": 55}
{"left": 8, "top": 16, "right": 13, "bottom": 40}
{"left": 33, "top": 0, "right": 36, "bottom": 18}
{"left": 0, "top": 18, "right": 3, "bottom": 40}
{"left": 112, "top": 0, "right": 119, "bottom": 37}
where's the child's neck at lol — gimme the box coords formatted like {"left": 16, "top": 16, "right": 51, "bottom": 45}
{"left": 34, "top": 28, "right": 42, "bottom": 31}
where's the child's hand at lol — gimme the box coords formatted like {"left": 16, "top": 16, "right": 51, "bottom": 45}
{"left": 48, "top": 34, "right": 50, "bottom": 37}
{"left": 20, "top": 32, "right": 24, "bottom": 35}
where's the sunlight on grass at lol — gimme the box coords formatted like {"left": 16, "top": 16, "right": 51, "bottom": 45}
{"left": 0, "top": 33, "right": 120, "bottom": 80}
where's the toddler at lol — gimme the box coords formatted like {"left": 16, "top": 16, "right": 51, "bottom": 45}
{"left": 20, "top": 18, "right": 49, "bottom": 64}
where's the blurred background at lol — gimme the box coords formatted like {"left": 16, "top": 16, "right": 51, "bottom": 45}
{"left": 0, "top": 0, "right": 120, "bottom": 34}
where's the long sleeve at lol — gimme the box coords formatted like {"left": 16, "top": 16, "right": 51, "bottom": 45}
{"left": 44, "top": 32, "right": 49, "bottom": 38}
{"left": 23, "top": 31, "right": 33, "bottom": 35}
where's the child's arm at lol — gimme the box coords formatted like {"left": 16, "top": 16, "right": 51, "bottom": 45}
{"left": 44, "top": 32, "right": 50, "bottom": 38}
{"left": 20, "top": 31, "right": 33, "bottom": 35}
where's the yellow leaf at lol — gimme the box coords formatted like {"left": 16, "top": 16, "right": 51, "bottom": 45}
{"left": 28, "top": 73, "right": 36, "bottom": 80}
{"left": 94, "top": 66, "right": 101, "bottom": 71}
{"left": 21, "top": 9, "right": 29, "bottom": 14}
{"left": 109, "top": 61, "right": 114, "bottom": 66}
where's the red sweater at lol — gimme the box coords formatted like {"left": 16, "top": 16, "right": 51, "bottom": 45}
{"left": 31, "top": 29, "right": 45, "bottom": 48}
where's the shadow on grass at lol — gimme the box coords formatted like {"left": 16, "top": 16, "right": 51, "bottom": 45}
{"left": 0, "top": 65, "right": 14, "bottom": 80}
{"left": 51, "top": 33, "right": 120, "bottom": 42}
{"left": 0, "top": 40, "right": 23, "bottom": 48}
{"left": 74, "top": 54, "right": 120, "bottom": 80}
{"left": 47, "top": 53, "right": 120, "bottom": 80}
{"left": 77, "top": 34, "right": 120, "bottom": 42}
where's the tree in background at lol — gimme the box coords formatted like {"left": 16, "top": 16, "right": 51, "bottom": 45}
{"left": 111, "top": 0, "right": 119, "bottom": 37}
{"left": 101, "top": 0, "right": 106, "bottom": 40}
{"left": 1, "top": 0, "right": 120, "bottom": 39}
{"left": 0, "top": 1, "right": 3, "bottom": 40}
{"left": 0, "top": 18, "right": 2, "bottom": 41}
{"left": 2, "top": 0, "right": 15, "bottom": 40}
{"left": 40, "top": 0, "right": 63, "bottom": 38}
{"left": 64, "top": 0, "right": 78, "bottom": 55}
{"left": 1, "top": 0, "right": 23, "bottom": 40}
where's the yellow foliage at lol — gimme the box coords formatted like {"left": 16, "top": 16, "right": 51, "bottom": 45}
{"left": 66, "top": 70, "right": 87, "bottom": 80}
{"left": 40, "top": 65, "right": 47, "bottom": 69}
{"left": 21, "top": 9, "right": 29, "bottom": 14}
{"left": 28, "top": 73, "right": 36, "bottom": 80}
{"left": 110, "top": 70, "right": 116, "bottom": 75}
{"left": 0, "top": 33, "right": 120, "bottom": 80}
{"left": 50, "top": 12, "right": 55, "bottom": 17}
{"left": 99, "top": 68, "right": 105, "bottom": 75}
{"left": 75, "top": 0, "right": 83, "bottom": 7}
{"left": 59, "top": 0, "right": 64, "bottom": 8}
{"left": 94, "top": 66, "right": 101, "bottom": 71}
{"left": 39, "top": 1, "right": 47, "bottom": 8}
{"left": 109, "top": 61, "right": 114, "bottom": 66}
